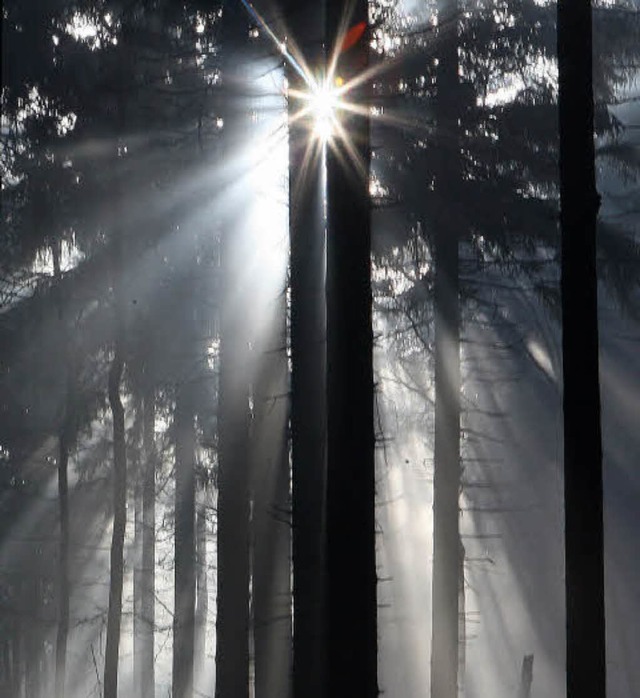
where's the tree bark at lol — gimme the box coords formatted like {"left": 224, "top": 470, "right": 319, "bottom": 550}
{"left": 134, "top": 438, "right": 143, "bottom": 696}
{"left": 325, "top": 2, "right": 377, "bottom": 696}
{"left": 557, "top": 2, "right": 606, "bottom": 697}
{"left": 284, "top": 3, "right": 327, "bottom": 697}
{"left": 140, "top": 386, "right": 156, "bottom": 698}
{"left": 52, "top": 241, "right": 71, "bottom": 698}
{"left": 173, "top": 382, "right": 196, "bottom": 698}
{"left": 517, "top": 654, "right": 534, "bottom": 698}
{"left": 252, "top": 293, "right": 292, "bottom": 698}
{"left": 195, "top": 487, "right": 208, "bottom": 689}
{"left": 104, "top": 314, "right": 127, "bottom": 698}
{"left": 430, "top": 3, "right": 462, "bottom": 697}
{"left": 55, "top": 427, "right": 70, "bottom": 698}
{"left": 215, "top": 242, "right": 251, "bottom": 698}
{"left": 215, "top": 8, "right": 252, "bottom": 696}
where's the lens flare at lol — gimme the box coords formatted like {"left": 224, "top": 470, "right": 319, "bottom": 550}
{"left": 309, "top": 81, "right": 340, "bottom": 142}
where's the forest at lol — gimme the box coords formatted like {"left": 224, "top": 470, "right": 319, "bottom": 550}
{"left": 1, "top": 0, "right": 639, "bottom": 697}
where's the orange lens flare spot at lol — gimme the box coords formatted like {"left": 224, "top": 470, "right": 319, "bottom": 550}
{"left": 335, "top": 76, "right": 345, "bottom": 88}
{"left": 341, "top": 21, "right": 367, "bottom": 53}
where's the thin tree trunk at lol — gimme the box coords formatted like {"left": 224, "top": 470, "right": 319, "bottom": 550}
{"left": 458, "top": 539, "right": 466, "bottom": 696}
{"left": 325, "top": 3, "right": 377, "bottom": 696}
{"left": 430, "top": 2, "right": 462, "bottom": 697}
{"left": 104, "top": 324, "right": 127, "bottom": 698}
{"left": 52, "top": 241, "right": 70, "bottom": 698}
{"left": 173, "top": 382, "right": 196, "bottom": 698}
{"left": 252, "top": 297, "right": 292, "bottom": 698}
{"left": 557, "top": 1, "right": 606, "bottom": 697}
{"left": 55, "top": 428, "right": 70, "bottom": 698}
{"left": 140, "top": 385, "right": 156, "bottom": 698}
{"left": 195, "top": 488, "right": 208, "bottom": 688}
{"left": 133, "top": 419, "right": 144, "bottom": 698}
{"left": 517, "top": 654, "right": 534, "bottom": 698}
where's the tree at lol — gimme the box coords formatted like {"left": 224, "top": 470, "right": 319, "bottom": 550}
{"left": 104, "top": 203, "right": 127, "bottom": 698}
{"left": 430, "top": 2, "right": 463, "bottom": 696}
{"left": 283, "top": 3, "right": 328, "bottom": 697}
{"left": 325, "top": 2, "right": 378, "bottom": 696}
{"left": 173, "top": 365, "right": 197, "bottom": 698}
{"left": 140, "top": 375, "right": 156, "bottom": 698}
{"left": 557, "top": 1, "right": 606, "bottom": 697}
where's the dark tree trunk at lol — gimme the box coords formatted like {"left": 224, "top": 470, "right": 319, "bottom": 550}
{"left": 104, "top": 303, "right": 127, "bottom": 698}
{"left": 52, "top": 241, "right": 70, "bottom": 698}
{"left": 252, "top": 295, "right": 292, "bottom": 698}
{"left": 140, "top": 386, "right": 156, "bottom": 698}
{"left": 173, "top": 381, "right": 196, "bottom": 698}
{"left": 557, "top": 2, "right": 606, "bottom": 697}
{"left": 517, "top": 654, "right": 534, "bottom": 698}
{"left": 430, "top": 3, "right": 462, "bottom": 697}
{"left": 55, "top": 428, "right": 70, "bottom": 698}
{"left": 104, "top": 50, "right": 129, "bottom": 698}
{"left": 215, "top": 243, "right": 251, "bottom": 698}
{"left": 284, "top": 3, "right": 327, "bottom": 697}
{"left": 325, "top": 2, "right": 377, "bottom": 697}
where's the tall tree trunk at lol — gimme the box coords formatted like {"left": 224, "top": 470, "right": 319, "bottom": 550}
{"left": 430, "top": 3, "right": 462, "bottom": 697}
{"left": 252, "top": 297, "right": 292, "bottom": 698}
{"left": 55, "top": 427, "right": 70, "bottom": 698}
{"left": 173, "top": 381, "right": 196, "bottom": 698}
{"left": 195, "top": 488, "right": 208, "bottom": 688}
{"left": 325, "top": 3, "right": 377, "bottom": 697}
{"left": 215, "top": 243, "right": 251, "bottom": 698}
{"left": 557, "top": 2, "right": 606, "bottom": 697}
{"left": 133, "top": 389, "right": 150, "bottom": 698}
{"left": 104, "top": 296, "right": 127, "bottom": 698}
{"left": 458, "top": 538, "right": 466, "bottom": 696}
{"left": 104, "top": 47, "right": 129, "bottom": 698}
{"left": 284, "top": 3, "right": 327, "bottom": 696}
{"left": 140, "top": 385, "right": 156, "bottom": 698}
{"left": 134, "top": 412, "right": 143, "bottom": 697}
{"left": 52, "top": 241, "right": 70, "bottom": 698}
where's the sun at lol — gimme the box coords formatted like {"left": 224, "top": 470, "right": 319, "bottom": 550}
{"left": 308, "top": 80, "right": 342, "bottom": 142}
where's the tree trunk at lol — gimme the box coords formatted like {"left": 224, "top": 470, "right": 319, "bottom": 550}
{"left": 195, "top": 488, "right": 208, "bottom": 689}
{"left": 52, "top": 241, "right": 70, "bottom": 698}
{"left": 104, "top": 321, "right": 127, "bottom": 698}
{"left": 252, "top": 296, "right": 292, "bottom": 698}
{"left": 55, "top": 428, "right": 70, "bottom": 698}
{"left": 215, "top": 248, "right": 251, "bottom": 698}
{"left": 141, "top": 386, "right": 156, "bottom": 698}
{"left": 134, "top": 448, "right": 143, "bottom": 696}
{"left": 325, "top": 3, "right": 377, "bottom": 696}
{"left": 215, "top": 6, "right": 252, "bottom": 697}
{"left": 430, "top": 3, "right": 462, "bottom": 697}
{"left": 517, "top": 654, "right": 534, "bottom": 698}
{"left": 284, "top": 3, "right": 327, "bottom": 697}
{"left": 557, "top": 2, "right": 606, "bottom": 697}
{"left": 458, "top": 539, "right": 466, "bottom": 696}
{"left": 173, "top": 382, "right": 196, "bottom": 698}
